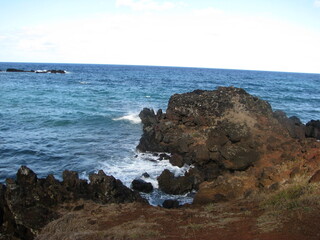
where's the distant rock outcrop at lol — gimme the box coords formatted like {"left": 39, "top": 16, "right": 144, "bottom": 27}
{"left": 0, "top": 166, "right": 145, "bottom": 239}
{"left": 5, "top": 68, "right": 66, "bottom": 74}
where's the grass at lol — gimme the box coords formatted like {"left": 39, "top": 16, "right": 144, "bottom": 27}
{"left": 261, "top": 183, "right": 319, "bottom": 211}
{"left": 104, "top": 218, "right": 162, "bottom": 240}
{"left": 257, "top": 180, "right": 320, "bottom": 233}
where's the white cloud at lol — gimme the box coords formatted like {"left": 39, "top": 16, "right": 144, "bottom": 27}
{"left": 314, "top": 0, "right": 320, "bottom": 7}
{"left": 1, "top": 8, "right": 320, "bottom": 73}
{"left": 116, "top": 0, "right": 175, "bottom": 11}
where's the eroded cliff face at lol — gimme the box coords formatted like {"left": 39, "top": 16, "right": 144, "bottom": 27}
{"left": 137, "top": 86, "right": 319, "bottom": 197}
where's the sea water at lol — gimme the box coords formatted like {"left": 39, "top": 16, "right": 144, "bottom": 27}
{"left": 0, "top": 63, "right": 319, "bottom": 205}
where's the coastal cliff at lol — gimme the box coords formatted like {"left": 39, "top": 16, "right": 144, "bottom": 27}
{"left": 1, "top": 86, "right": 320, "bottom": 240}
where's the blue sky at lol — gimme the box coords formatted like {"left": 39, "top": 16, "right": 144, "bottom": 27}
{"left": 1, "top": 0, "right": 320, "bottom": 73}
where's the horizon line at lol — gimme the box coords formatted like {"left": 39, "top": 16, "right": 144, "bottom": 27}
{"left": 0, "top": 61, "right": 319, "bottom": 75}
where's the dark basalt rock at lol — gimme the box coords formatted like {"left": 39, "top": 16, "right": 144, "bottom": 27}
{"left": 5, "top": 68, "right": 66, "bottom": 74}
{"left": 138, "top": 86, "right": 319, "bottom": 195}
{"left": 305, "top": 120, "right": 320, "bottom": 140}
{"left": 6, "top": 68, "right": 27, "bottom": 72}
{"left": 169, "top": 154, "right": 184, "bottom": 167}
{"left": 0, "top": 166, "right": 146, "bottom": 239}
{"left": 273, "top": 111, "right": 306, "bottom": 140}
{"left": 88, "top": 170, "right": 145, "bottom": 204}
{"left": 162, "top": 199, "right": 180, "bottom": 209}
{"left": 131, "top": 179, "right": 153, "bottom": 193}
{"left": 157, "top": 169, "right": 194, "bottom": 195}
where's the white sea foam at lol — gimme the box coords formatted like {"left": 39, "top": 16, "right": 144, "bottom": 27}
{"left": 79, "top": 81, "right": 88, "bottom": 84}
{"left": 112, "top": 113, "right": 141, "bottom": 124}
{"left": 98, "top": 151, "right": 194, "bottom": 205}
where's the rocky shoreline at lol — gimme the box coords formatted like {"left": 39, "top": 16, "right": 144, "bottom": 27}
{"left": 1, "top": 86, "right": 320, "bottom": 239}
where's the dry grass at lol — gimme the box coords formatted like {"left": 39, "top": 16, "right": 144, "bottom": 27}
{"left": 256, "top": 177, "right": 320, "bottom": 233}
{"left": 104, "top": 219, "right": 161, "bottom": 240}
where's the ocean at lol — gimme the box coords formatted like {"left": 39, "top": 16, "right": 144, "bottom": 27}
{"left": 0, "top": 62, "right": 319, "bottom": 205}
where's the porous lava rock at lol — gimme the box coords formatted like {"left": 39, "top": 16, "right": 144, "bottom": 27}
{"left": 305, "top": 120, "right": 320, "bottom": 139}
{"left": 138, "top": 87, "right": 288, "bottom": 172}
{"left": 0, "top": 166, "right": 145, "bottom": 239}
{"left": 138, "top": 86, "right": 320, "bottom": 199}
{"left": 157, "top": 169, "right": 194, "bottom": 195}
{"left": 131, "top": 179, "right": 153, "bottom": 193}
{"left": 162, "top": 199, "right": 180, "bottom": 209}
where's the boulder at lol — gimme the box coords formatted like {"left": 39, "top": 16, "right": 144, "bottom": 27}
{"left": 162, "top": 199, "right": 180, "bottom": 209}
{"left": 142, "top": 172, "right": 150, "bottom": 178}
{"left": 169, "top": 154, "right": 184, "bottom": 167}
{"left": 157, "top": 169, "right": 194, "bottom": 195}
{"left": 273, "top": 111, "right": 305, "bottom": 140}
{"left": 305, "top": 120, "right": 320, "bottom": 139}
{"left": 138, "top": 87, "right": 302, "bottom": 185}
{"left": 131, "top": 179, "right": 153, "bottom": 193}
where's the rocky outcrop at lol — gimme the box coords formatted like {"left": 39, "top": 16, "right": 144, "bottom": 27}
{"left": 131, "top": 179, "right": 153, "bottom": 193}
{"left": 6, "top": 68, "right": 34, "bottom": 72}
{"left": 0, "top": 166, "right": 145, "bottom": 239}
{"left": 138, "top": 87, "right": 287, "bottom": 171}
{"left": 5, "top": 68, "right": 66, "bottom": 74}
{"left": 305, "top": 120, "right": 320, "bottom": 139}
{"left": 138, "top": 86, "right": 320, "bottom": 201}
{"left": 157, "top": 169, "right": 194, "bottom": 195}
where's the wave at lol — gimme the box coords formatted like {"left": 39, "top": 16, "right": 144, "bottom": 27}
{"left": 97, "top": 151, "right": 194, "bottom": 206}
{"left": 112, "top": 113, "right": 141, "bottom": 124}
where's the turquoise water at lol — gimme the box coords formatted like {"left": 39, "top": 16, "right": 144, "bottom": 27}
{"left": 0, "top": 63, "right": 319, "bottom": 204}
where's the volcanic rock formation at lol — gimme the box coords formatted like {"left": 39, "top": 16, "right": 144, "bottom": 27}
{"left": 0, "top": 166, "right": 145, "bottom": 239}
{"left": 137, "top": 86, "right": 318, "bottom": 197}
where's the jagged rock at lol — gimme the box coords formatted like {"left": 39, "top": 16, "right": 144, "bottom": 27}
{"left": 273, "top": 111, "right": 305, "bottom": 140}
{"left": 138, "top": 86, "right": 320, "bottom": 201}
{"left": 162, "top": 199, "right": 180, "bottom": 209}
{"left": 157, "top": 169, "right": 194, "bottom": 195}
{"left": 131, "top": 179, "right": 153, "bottom": 193}
{"left": 169, "top": 154, "right": 184, "bottom": 167}
{"left": 138, "top": 87, "right": 304, "bottom": 184}
{"left": 159, "top": 153, "right": 170, "bottom": 160}
{"left": 305, "top": 120, "right": 320, "bottom": 139}
{"left": 0, "top": 166, "right": 146, "bottom": 239}
{"left": 88, "top": 170, "right": 144, "bottom": 204}
{"left": 142, "top": 172, "right": 150, "bottom": 178}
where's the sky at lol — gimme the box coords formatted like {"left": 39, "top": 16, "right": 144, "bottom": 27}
{"left": 0, "top": 0, "right": 320, "bottom": 73}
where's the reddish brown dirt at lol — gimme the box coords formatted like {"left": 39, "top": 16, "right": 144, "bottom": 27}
{"left": 35, "top": 140, "right": 320, "bottom": 240}
{"left": 36, "top": 197, "right": 320, "bottom": 240}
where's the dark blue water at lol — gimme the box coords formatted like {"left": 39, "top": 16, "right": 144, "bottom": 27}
{"left": 0, "top": 63, "right": 319, "bottom": 204}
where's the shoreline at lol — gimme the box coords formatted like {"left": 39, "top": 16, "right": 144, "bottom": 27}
{"left": 1, "top": 86, "right": 320, "bottom": 239}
